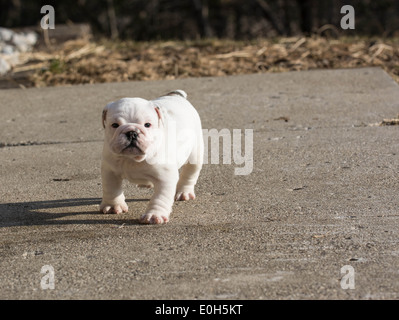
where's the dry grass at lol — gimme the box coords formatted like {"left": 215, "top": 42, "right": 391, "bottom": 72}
{"left": 9, "top": 36, "right": 399, "bottom": 87}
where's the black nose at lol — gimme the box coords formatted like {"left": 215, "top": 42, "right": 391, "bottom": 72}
{"left": 125, "top": 131, "right": 138, "bottom": 141}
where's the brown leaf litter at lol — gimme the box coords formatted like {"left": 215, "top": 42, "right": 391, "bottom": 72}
{"left": 4, "top": 36, "right": 399, "bottom": 88}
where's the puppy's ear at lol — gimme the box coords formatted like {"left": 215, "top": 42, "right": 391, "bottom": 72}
{"left": 102, "top": 108, "right": 107, "bottom": 128}
{"left": 102, "top": 102, "right": 114, "bottom": 128}
{"left": 153, "top": 104, "right": 164, "bottom": 127}
{"left": 154, "top": 106, "right": 162, "bottom": 121}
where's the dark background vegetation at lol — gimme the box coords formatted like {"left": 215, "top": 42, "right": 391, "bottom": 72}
{"left": 1, "top": 0, "right": 398, "bottom": 40}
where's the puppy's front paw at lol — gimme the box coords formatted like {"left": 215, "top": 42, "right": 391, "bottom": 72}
{"left": 100, "top": 202, "right": 128, "bottom": 214}
{"left": 140, "top": 212, "right": 169, "bottom": 224}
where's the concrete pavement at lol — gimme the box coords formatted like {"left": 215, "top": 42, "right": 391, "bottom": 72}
{"left": 0, "top": 67, "right": 398, "bottom": 299}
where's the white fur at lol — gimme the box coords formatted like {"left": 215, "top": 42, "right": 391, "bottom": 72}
{"left": 100, "top": 91, "right": 203, "bottom": 224}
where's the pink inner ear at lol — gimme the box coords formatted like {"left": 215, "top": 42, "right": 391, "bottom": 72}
{"left": 102, "top": 109, "right": 107, "bottom": 128}
{"left": 154, "top": 106, "right": 162, "bottom": 120}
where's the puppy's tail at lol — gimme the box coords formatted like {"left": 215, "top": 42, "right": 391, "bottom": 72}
{"left": 165, "top": 90, "right": 187, "bottom": 99}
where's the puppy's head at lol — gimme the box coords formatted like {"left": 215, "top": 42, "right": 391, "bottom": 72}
{"left": 102, "top": 98, "right": 163, "bottom": 162}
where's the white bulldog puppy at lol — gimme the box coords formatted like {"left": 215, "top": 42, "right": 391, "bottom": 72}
{"left": 100, "top": 90, "right": 203, "bottom": 224}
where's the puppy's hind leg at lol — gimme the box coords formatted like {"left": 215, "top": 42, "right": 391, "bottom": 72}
{"left": 175, "top": 163, "right": 202, "bottom": 201}
{"left": 175, "top": 135, "right": 204, "bottom": 201}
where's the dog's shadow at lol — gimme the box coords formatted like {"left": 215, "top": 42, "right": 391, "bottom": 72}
{"left": 0, "top": 198, "right": 149, "bottom": 228}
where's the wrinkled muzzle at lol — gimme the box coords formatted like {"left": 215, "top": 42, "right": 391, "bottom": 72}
{"left": 109, "top": 124, "right": 151, "bottom": 157}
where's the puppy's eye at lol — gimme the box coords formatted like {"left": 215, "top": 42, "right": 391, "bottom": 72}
{"left": 144, "top": 123, "right": 151, "bottom": 128}
{"left": 111, "top": 123, "right": 119, "bottom": 128}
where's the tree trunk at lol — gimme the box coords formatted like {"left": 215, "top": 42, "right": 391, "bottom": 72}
{"left": 192, "top": 0, "right": 213, "bottom": 38}
{"left": 296, "top": 0, "right": 314, "bottom": 35}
